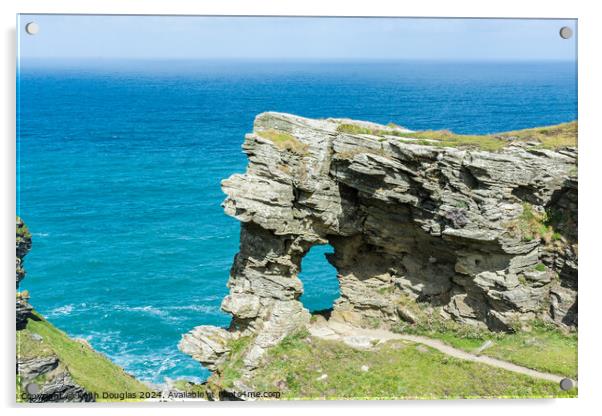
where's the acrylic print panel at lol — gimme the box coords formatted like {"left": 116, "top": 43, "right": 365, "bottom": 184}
{"left": 16, "top": 15, "right": 578, "bottom": 402}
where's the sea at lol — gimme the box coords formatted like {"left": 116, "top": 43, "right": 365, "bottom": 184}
{"left": 16, "top": 60, "right": 577, "bottom": 384}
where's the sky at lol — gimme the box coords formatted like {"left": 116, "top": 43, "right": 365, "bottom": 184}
{"left": 18, "top": 15, "right": 577, "bottom": 61}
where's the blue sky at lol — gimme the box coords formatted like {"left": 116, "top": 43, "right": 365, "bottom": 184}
{"left": 18, "top": 15, "right": 577, "bottom": 61}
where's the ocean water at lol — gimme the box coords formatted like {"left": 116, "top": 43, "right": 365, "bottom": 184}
{"left": 17, "top": 60, "right": 577, "bottom": 384}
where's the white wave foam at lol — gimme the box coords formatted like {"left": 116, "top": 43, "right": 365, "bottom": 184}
{"left": 165, "top": 304, "right": 221, "bottom": 314}
{"left": 47, "top": 304, "right": 74, "bottom": 317}
{"left": 115, "top": 305, "right": 167, "bottom": 317}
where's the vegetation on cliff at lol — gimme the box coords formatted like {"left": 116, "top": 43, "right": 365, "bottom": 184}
{"left": 395, "top": 319, "right": 577, "bottom": 379}
{"left": 256, "top": 128, "right": 309, "bottom": 155}
{"left": 17, "top": 311, "right": 151, "bottom": 402}
{"left": 202, "top": 318, "right": 577, "bottom": 400}
{"left": 201, "top": 335, "right": 254, "bottom": 396}
{"left": 336, "top": 120, "right": 577, "bottom": 151}
{"left": 234, "top": 330, "right": 575, "bottom": 399}
{"left": 16, "top": 217, "right": 32, "bottom": 288}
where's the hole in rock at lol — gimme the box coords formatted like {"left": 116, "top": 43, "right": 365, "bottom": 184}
{"left": 298, "top": 244, "right": 340, "bottom": 313}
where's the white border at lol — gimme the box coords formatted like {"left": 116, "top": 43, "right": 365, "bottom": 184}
{"left": 2, "top": 1, "right": 600, "bottom": 415}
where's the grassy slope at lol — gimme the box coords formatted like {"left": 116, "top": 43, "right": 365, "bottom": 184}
{"left": 336, "top": 121, "right": 577, "bottom": 152}
{"left": 406, "top": 323, "right": 577, "bottom": 379}
{"left": 17, "top": 312, "right": 151, "bottom": 402}
{"left": 221, "top": 331, "right": 576, "bottom": 400}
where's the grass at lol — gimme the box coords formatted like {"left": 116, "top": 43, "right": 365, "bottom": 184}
{"left": 171, "top": 380, "right": 207, "bottom": 398}
{"left": 403, "top": 131, "right": 506, "bottom": 151}
{"left": 336, "top": 121, "right": 577, "bottom": 152}
{"left": 401, "top": 320, "right": 577, "bottom": 379}
{"left": 17, "top": 312, "right": 151, "bottom": 402}
{"left": 392, "top": 293, "right": 577, "bottom": 379}
{"left": 336, "top": 124, "right": 392, "bottom": 136}
{"left": 256, "top": 129, "right": 309, "bottom": 155}
{"left": 498, "top": 121, "right": 578, "bottom": 150}
{"left": 206, "top": 335, "right": 253, "bottom": 394}
{"left": 506, "top": 203, "right": 564, "bottom": 243}
{"left": 246, "top": 330, "right": 575, "bottom": 399}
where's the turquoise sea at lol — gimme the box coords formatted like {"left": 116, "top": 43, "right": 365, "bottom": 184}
{"left": 17, "top": 60, "right": 577, "bottom": 384}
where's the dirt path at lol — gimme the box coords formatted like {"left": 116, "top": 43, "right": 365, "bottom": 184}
{"left": 308, "top": 319, "right": 576, "bottom": 386}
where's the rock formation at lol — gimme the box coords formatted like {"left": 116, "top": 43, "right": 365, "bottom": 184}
{"left": 17, "top": 355, "right": 94, "bottom": 403}
{"left": 181, "top": 112, "right": 577, "bottom": 376}
{"left": 16, "top": 217, "right": 33, "bottom": 329}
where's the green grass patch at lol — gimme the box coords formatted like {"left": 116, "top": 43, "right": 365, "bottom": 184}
{"left": 248, "top": 330, "right": 575, "bottom": 399}
{"left": 506, "top": 203, "right": 565, "bottom": 243}
{"left": 401, "top": 320, "right": 577, "bottom": 379}
{"left": 207, "top": 335, "right": 254, "bottom": 393}
{"left": 171, "top": 380, "right": 207, "bottom": 398}
{"left": 336, "top": 124, "right": 390, "bottom": 136}
{"left": 256, "top": 129, "right": 309, "bottom": 155}
{"left": 400, "top": 130, "right": 508, "bottom": 151}
{"left": 498, "top": 121, "right": 577, "bottom": 150}
{"left": 17, "top": 312, "right": 151, "bottom": 402}
{"left": 337, "top": 121, "right": 577, "bottom": 152}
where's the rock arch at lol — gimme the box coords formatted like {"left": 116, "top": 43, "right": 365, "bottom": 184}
{"left": 180, "top": 112, "right": 578, "bottom": 373}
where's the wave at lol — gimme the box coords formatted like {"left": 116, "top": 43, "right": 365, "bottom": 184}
{"left": 100, "top": 345, "right": 208, "bottom": 385}
{"left": 164, "top": 304, "right": 221, "bottom": 314}
{"left": 47, "top": 304, "right": 74, "bottom": 317}
{"left": 112, "top": 303, "right": 224, "bottom": 322}
{"left": 45, "top": 302, "right": 223, "bottom": 320}
{"left": 114, "top": 304, "right": 167, "bottom": 317}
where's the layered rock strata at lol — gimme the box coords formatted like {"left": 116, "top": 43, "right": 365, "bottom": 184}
{"left": 181, "top": 113, "right": 578, "bottom": 374}
{"left": 16, "top": 217, "right": 33, "bottom": 329}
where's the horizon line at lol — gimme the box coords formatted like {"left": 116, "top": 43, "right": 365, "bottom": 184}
{"left": 19, "top": 57, "right": 577, "bottom": 63}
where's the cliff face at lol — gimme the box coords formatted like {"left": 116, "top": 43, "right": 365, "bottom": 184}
{"left": 180, "top": 113, "right": 577, "bottom": 373}
{"left": 16, "top": 217, "right": 33, "bottom": 329}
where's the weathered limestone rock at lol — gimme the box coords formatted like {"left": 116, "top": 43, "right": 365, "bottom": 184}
{"left": 16, "top": 297, "right": 33, "bottom": 331}
{"left": 16, "top": 217, "right": 32, "bottom": 289}
{"left": 17, "top": 356, "right": 60, "bottom": 381}
{"left": 31, "top": 372, "right": 94, "bottom": 403}
{"left": 17, "top": 355, "right": 94, "bottom": 402}
{"left": 16, "top": 217, "right": 33, "bottom": 329}
{"left": 178, "top": 326, "right": 232, "bottom": 371}
{"left": 181, "top": 112, "right": 577, "bottom": 374}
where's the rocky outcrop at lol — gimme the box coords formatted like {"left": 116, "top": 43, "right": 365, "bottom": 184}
{"left": 179, "top": 326, "right": 233, "bottom": 371}
{"left": 30, "top": 372, "right": 93, "bottom": 403}
{"left": 181, "top": 112, "right": 577, "bottom": 375}
{"left": 16, "top": 298, "right": 33, "bottom": 331}
{"left": 16, "top": 217, "right": 33, "bottom": 329}
{"left": 17, "top": 355, "right": 94, "bottom": 402}
{"left": 16, "top": 217, "right": 32, "bottom": 288}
